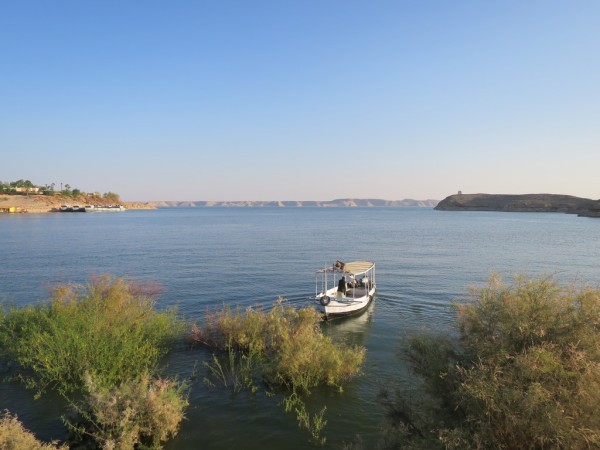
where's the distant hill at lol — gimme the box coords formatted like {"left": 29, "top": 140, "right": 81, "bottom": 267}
{"left": 435, "top": 193, "right": 600, "bottom": 217}
{"left": 147, "top": 198, "right": 439, "bottom": 208}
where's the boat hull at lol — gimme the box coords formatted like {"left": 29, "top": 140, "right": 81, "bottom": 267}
{"left": 316, "top": 287, "right": 376, "bottom": 318}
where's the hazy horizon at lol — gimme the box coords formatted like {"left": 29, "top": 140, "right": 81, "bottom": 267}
{"left": 2, "top": 2, "right": 599, "bottom": 202}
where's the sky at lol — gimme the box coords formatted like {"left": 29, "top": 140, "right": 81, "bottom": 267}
{"left": 1, "top": 1, "right": 599, "bottom": 201}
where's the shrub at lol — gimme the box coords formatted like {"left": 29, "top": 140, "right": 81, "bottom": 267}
{"left": 192, "top": 299, "right": 365, "bottom": 392}
{"left": 0, "top": 276, "right": 188, "bottom": 449}
{"left": 193, "top": 299, "right": 365, "bottom": 445}
{"left": 69, "top": 373, "right": 187, "bottom": 450}
{"left": 0, "top": 411, "right": 68, "bottom": 450}
{"left": 384, "top": 275, "right": 600, "bottom": 449}
{"left": 0, "top": 276, "right": 183, "bottom": 396}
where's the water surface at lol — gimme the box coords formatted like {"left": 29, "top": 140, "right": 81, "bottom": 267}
{"left": 1, "top": 207, "right": 598, "bottom": 448}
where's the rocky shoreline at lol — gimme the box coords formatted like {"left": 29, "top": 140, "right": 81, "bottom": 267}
{"left": 435, "top": 193, "right": 600, "bottom": 218}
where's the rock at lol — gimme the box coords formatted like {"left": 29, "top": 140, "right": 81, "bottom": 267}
{"left": 435, "top": 193, "right": 600, "bottom": 217}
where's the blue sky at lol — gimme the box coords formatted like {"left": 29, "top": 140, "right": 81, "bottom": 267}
{"left": 2, "top": 1, "right": 599, "bottom": 201}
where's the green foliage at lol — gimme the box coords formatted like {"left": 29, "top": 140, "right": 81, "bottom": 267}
{"left": 385, "top": 275, "right": 600, "bottom": 450}
{"left": 202, "top": 344, "right": 262, "bottom": 393}
{"left": 0, "top": 276, "right": 187, "bottom": 449}
{"left": 193, "top": 299, "right": 365, "bottom": 445}
{"left": 283, "top": 392, "right": 327, "bottom": 445}
{"left": 9, "top": 179, "right": 34, "bottom": 188}
{"left": 0, "top": 411, "right": 68, "bottom": 449}
{"left": 68, "top": 373, "right": 187, "bottom": 450}
{"left": 0, "top": 276, "right": 183, "bottom": 396}
{"left": 193, "top": 299, "right": 365, "bottom": 392}
{"left": 71, "top": 188, "right": 81, "bottom": 196}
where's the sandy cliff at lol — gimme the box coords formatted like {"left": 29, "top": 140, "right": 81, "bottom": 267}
{"left": 147, "top": 198, "right": 439, "bottom": 208}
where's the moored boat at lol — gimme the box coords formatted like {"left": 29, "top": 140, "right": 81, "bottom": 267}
{"left": 313, "top": 260, "right": 376, "bottom": 318}
{"left": 83, "top": 205, "right": 127, "bottom": 212}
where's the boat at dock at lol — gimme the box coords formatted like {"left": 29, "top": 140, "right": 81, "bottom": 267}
{"left": 84, "top": 205, "right": 127, "bottom": 212}
{"left": 313, "top": 260, "right": 376, "bottom": 318}
{"left": 58, "top": 204, "right": 127, "bottom": 212}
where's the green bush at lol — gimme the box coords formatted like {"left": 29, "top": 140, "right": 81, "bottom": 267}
{"left": 192, "top": 299, "right": 365, "bottom": 392}
{"left": 0, "top": 276, "right": 183, "bottom": 396}
{"left": 384, "top": 275, "right": 600, "bottom": 450}
{"left": 193, "top": 299, "right": 365, "bottom": 445}
{"left": 0, "top": 276, "right": 188, "bottom": 449}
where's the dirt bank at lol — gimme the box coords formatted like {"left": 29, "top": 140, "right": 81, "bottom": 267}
{"left": 0, "top": 194, "right": 155, "bottom": 214}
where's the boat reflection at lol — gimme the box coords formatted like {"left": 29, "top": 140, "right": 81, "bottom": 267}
{"left": 321, "top": 297, "right": 376, "bottom": 345}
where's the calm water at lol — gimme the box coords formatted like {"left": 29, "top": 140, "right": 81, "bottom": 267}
{"left": 1, "top": 207, "right": 599, "bottom": 448}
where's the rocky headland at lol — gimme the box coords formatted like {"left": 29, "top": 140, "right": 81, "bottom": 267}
{"left": 435, "top": 193, "right": 600, "bottom": 217}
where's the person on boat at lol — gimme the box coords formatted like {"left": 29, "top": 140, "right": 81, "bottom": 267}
{"left": 348, "top": 275, "right": 358, "bottom": 288}
{"left": 337, "top": 277, "right": 347, "bottom": 294}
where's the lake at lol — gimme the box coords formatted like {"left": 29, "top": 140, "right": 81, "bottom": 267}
{"left": 1, "top": 207, "right": 598, "bottom": 448}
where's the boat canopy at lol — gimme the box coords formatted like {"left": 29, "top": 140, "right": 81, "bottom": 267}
{"left": 318, "top": 261, "right": 374, "bottom": 276}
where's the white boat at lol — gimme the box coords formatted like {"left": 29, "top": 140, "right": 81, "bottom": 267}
{"left": 83, "top": 205, "right": 127, "bottom": 212}
{"left": 59, "top": 205, "right": 71, "bottom": 212}
{"left": 314, "top": 260, "right": 376, "bottom": 318}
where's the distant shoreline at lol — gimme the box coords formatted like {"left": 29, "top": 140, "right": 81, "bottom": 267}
{"left": 0, "top": 194, "right": 154, "bottom": 214}
{"left": 435, "top": 193, "right": 600, "bottom": 218}
{"left": 145, "top": 198, "right": 439, "bottom": 208}
{"left": 0, "top": 196, "right": 439, "bottom": 213}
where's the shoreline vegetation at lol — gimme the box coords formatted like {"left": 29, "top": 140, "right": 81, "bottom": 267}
{"left": 379, "top": 275, "right": 600, "bottom": 449}
{"left": 0, "top": 277, "right": 366, "bottom": 448}
{"left": 1, "top": 275, "right": 599, "bottom": 449}
{"left": 435, "top": 193, "right": 600, "bottom": 217}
